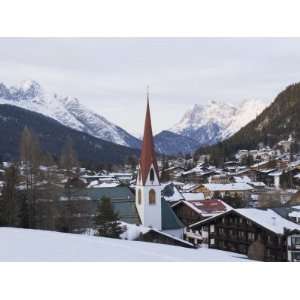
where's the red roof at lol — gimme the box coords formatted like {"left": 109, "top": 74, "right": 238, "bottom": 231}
{"left": 190, "top": 199, "right": 227, "bottom": 215}
{"left": 139, "top": 96, "right": 159, "bottom": 185}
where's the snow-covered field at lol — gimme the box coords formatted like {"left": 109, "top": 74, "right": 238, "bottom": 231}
{"left": 0, "top": 228, "right": 250, "bottom": 262}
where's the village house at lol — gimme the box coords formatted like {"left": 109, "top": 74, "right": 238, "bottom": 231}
{"left": 191, "top": 182, "right": 253, "bottom": 201}
{"left": 181, "top": 163, "right": 217, "bottom": 183}
{"left": 171, "top": 198, "right": 232, "bottom": 226}
{"left": 185, "top": 208, "right": 300, "bottom": 261}
{"left": 208, "top": 174, "right": 230, "bottom": 184}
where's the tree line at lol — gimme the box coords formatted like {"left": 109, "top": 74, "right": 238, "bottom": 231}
{"left": 0, "top": 126, "right": 124, "bottom": 239}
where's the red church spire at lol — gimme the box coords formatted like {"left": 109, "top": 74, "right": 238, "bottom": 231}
{"left": 139, "top": 89, "right": 159, "bottom": 185}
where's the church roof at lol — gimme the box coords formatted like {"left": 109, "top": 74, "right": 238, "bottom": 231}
{"left": 139, "top": 96, "right": 159, "bottom": 185}
{"left": 161, "top": 198, "right": 184, "bottom": 230}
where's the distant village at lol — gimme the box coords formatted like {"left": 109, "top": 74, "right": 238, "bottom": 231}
{"left": 1, "top": 102, "right": 300, "bottom": 262}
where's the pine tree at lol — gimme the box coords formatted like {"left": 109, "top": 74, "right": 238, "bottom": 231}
{"left": 0, "top": 164, "right": 20, "bottom": 226}
{"left": 94, "top": 196, "right": 124, "bottom": 239}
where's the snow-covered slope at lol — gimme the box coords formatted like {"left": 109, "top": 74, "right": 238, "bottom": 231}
{"left": 170, "top": 100, "right": 268, "bottom": 146}
{"left": 0, "top": 80, "right": 140, "bottom": 148}
{"left": 0, "top": 228, "right": 249, "bottom": 261}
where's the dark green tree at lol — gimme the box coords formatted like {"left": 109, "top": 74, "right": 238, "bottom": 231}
{"left": 0, "top": 164, "right": 20, "bottom": 226}
{"left": 94, "top": 196, "right": 124, "bottom": 239}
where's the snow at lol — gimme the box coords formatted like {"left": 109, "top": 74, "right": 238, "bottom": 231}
{"left": 170, "top": 99, "right": 268, "bottom": 144}
{"left": 87, "top": 181, "right": 120, "bottom": 188}
{"left": 182, "top": 192, "right": 205, "bottom": 201}
{"left": 204, "top": 183, "right": 253, "bottom": 191}
{"left": 234, "top": 176, "right": 252, "bottom": 183}
{"left": 288, "top": 211, "right": 300, "bottom": 219}
{"left": 0, "top": 228, "right": 249, "bottom": 262}
{"left": 236, "top": 208, "right": 300, "bottom": 234}
{"left": 0, "top": 80, "right": 138, "bottom": 148}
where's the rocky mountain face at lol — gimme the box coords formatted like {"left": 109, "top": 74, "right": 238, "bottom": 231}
{"left": 170, "top": 99, "right": 267, "bottom": 146}
{"left": 0, "top": 80, "right": 268, "bottom": 157}
{"left": 154, "top": 131, "right": 200, "bottom": 156}
{"left": 0, "top": 80, "right": 141, "bottom": 149}
{"left": 196, "top": 82, "right": 300, "bottom": 163}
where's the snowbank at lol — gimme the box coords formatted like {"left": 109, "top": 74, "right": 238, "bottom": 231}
{"left": 0, "top": 228, "right": 249, "bottom": 262}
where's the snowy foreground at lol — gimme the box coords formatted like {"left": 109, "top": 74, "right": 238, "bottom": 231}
{"left": 0, "top": 228, "right": 250, "bottom": 262}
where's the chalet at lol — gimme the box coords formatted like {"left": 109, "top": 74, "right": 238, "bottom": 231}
{"left": 139, "top": 228, "right": 194, "bottom": 248}
{"left": 162, "top": 166, "right": 185, "bottom": 180}
{"left": 286, "top": 229, "right": 300, "bottom": 261}
{"left": 192, "top": 183, "right": 253, "bottom": 200}
{"left": 171, "top": 198, "right": 232, "bottom": 226}
{"left": 181, "top": 164, "right": 217, "bottom": 183}
{"left": 186, "top": 208, "right": 300, "bottom": 261}
{"left": 209, "top": 174, "right": 230, "bottom": 184}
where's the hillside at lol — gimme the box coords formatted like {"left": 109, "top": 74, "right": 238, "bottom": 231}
{"left": 154, "top": 130, "right": 199, "bottom": 155}
{"left": 170, "top": 99, "right": 267, "bottom": 146}
{"left": 0, "top": 104, "right": 139, "bottom": 164}
{"left": 196, "top": 82, "right": 300, "bottom": 162}
{"left": 0, "top": 227, "right": 249, "bottom": 261}
{"left": 0, "top": 80, "right": 141, "bottom": 148}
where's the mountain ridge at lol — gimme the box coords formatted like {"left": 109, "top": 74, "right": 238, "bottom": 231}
{"left": 196, "top": 82, "right": 300, "bottom": 164}
{"left": 0, "top": 104, "right": 140, "bottom": 164}
{"left": 170, "top": 99, "right": 268, "bottom": 146}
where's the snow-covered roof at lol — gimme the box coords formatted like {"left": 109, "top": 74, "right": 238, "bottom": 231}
{"left": 182, "top": 192, "right": 205, "bottom": 201}
{"left": 203, "top": 183, "right": 253, "bottom": 191}
{"left": 250, "top": 160, "right": 271, "bottom": 168}
{"left": 181, "top": 183, "right": 199, "bottom": 192}
{"left": 173, "top": 199, "right": 232, "bottom": 217}
{"left": 191, "top": 208, "right": 300, "bottom": 235}
{"left": 248, "top": 181, "right": 266, "bottom": 187}
{"left": 87, "top": 181, "right": 120, "bottom": 188}
{"left": 268, "top": 170, "right": 282, "bottom": 176}
{"left": 288, "top": 211, "right": 300, "bottom": 219}
{"left": 161, "top": 183, "right": 184, "bottom": 202}
{"left": 234, "top": 176, "right": 251, "bottom": 183}
{"left": 236, "top": 208, "right": 300, "bottom": 234}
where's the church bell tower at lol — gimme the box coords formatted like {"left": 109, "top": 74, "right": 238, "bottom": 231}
{"left": 135, "top": 90, "right": 162, "bottom": 230}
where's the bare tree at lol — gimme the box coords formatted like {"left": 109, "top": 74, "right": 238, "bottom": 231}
{"left": 19, "top": 127, "right": 43, "bottom": 228}
{"left": 59, "top": 137, "right": 79, "bottom": 176}
{"left": 258, "top": 191, "right": 282, "bottom": 208}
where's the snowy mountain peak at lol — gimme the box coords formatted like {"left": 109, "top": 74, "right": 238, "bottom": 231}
{"left": 18, "top": 79, "right": 42, "bottom": 93}
{"left": 170, "top": 99, "right": 268, "bottom": 146}
{"left": 0, "top": 80, "right": 140, "bottom": 148}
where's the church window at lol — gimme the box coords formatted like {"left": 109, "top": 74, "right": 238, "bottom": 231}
{"left": 138, "top": 189, "right": 142, "bottom": 205}
{"left": 149, "top": 189, "right": 156, "bottom": 205}
{"left": 150, "top": 168, "right": 155, "bottom": 182}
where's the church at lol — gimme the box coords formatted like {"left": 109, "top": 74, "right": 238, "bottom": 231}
{"left": 135, "top": 92, "right": 184, "bottom": 238}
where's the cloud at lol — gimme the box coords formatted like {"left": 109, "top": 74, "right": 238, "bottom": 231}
{"left": 0, "top": 38, "right": 300, "bottom": 133}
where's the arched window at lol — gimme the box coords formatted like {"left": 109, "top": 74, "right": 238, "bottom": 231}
{"left": 150, "top": 168, "right": 155, "bottom": 182}
{"left": 149, "top": 189, "right": 156, "bottom": 205}
{"left": 138, "top": 189, "right": 142, "bottom": 205}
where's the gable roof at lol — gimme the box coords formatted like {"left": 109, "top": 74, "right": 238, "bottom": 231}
{"left": 139, "top": 98, "right": 159, "bottom": 185}
{"left": 190, "top": 207, "right": 300, "bottom": 235}
{"left": 172, "top": 199, "right": 231, "bottom": 217}
{"left": 203, "top": 183, "right": 253, "bottom": 192}
{"left": 161, "top": 198, "right": 184, "bottom": 230}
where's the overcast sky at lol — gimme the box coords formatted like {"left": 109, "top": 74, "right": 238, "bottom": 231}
{"left": 0, "top": 38, "right": 300, "bottom": 135}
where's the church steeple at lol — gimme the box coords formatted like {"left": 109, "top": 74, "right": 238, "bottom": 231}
{"left": 139, "top": 89, "right": 159, "bottom": 185}
{"left": 135, "top": 89, "right": 162, "bottom": 230}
